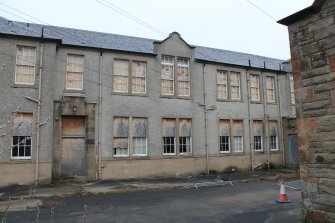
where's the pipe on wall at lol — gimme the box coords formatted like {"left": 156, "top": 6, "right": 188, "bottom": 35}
{"left": 245, "top": 66, "right": 254, "bottom": 171}
{"left": 202, "top": 63, "right": 209, "bottom": 175}
{"left": 35, "top": 36, "right": 44, "bottom": 185}
{"left": 97, "top": 51, "right": 103, "bottom": 179}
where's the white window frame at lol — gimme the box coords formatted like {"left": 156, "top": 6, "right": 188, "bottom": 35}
{"left": 113, "top": 59, "right": 129, "bottom": 93}
{"left": 176, "top": 57, "right": 190, "bottom": 97}
{"left": 113, "top": 117, "right": 129, "bottom": 157}
{"left": 270, "top": 135, "right": 278, "bottom": 151}
{"left": 250, "top": 74, "right": 261, "bottom": 102}
{"left": 266, "top": 76, "right": 276, "bottom": 103}
{"left": 131, "top": 61, "right": 146, "bottom": 94}
{"left": 132, "top": 117, "right": 147, "bottom": 156}
{"left": 217, "top": 70, "right": 228, "bottom": 100}
{"left": 132, "top": 137, "right": 147, "bottom": 156}
{"left": 289, "top": 74, "right": 295, "bottom": 105}
{"left": 15, "top": 45, "right": 36, "bottom": 85}
{"left": 163, "top": 136, "right": 176, "bottom": 155}
{"left": 254, "top": 136, "right": 262, "bottom": 151}
{"left": 161, "top": 55, "right": 175, "bottom": 96}
{"left": 220, "top": 136, "right": 230, "bottom": 153}
{"left": 66, "top": 54, "right": 84, "bottom": 90}
{"left": 233, "top": 136, "right": 243, "bottom": 152}
{"left": 11, "top": 136, "right": 32, "bottom": 160}
{"left": 230, "top": 72, "right": 241, "bottom": 100}
{"left": 179, "top": 136, "right": 192, "bottom": 154}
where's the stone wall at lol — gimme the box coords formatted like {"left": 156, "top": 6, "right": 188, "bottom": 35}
{"left": 287, "top": 1, "right": 335, "bottom": 222}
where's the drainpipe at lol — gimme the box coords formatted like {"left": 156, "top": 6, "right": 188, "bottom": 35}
{"left": 277, "top": 72, "right": 285, "bottom": 167}
{"left": 97, "top": 51, "right": 103, "bottom": 179}
{"left": 36, "top": 28, "right": 44, "bottom": 185}
{"left": 262, "top": 66, "right": 269, "bottom": 169}
{"left": 246, "top": 61, "right": 254, "bottom": 171}
{"left": 202, "top": 64, "right": 209, "bottom": 175}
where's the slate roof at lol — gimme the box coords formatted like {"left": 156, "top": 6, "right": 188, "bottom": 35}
{"left": 0, "top": 16, "right": 286, "bottom": 72}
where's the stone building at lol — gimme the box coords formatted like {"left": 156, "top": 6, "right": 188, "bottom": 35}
{"left": 0, "top": 16, "right": 295, "bottom": 187}
{"left": 279, "top": 0, "right": 335, "bottom": 222}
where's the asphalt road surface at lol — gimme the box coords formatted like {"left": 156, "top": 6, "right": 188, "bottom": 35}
{"left": 2, "top": 181, "right": 302, "bottom": 223}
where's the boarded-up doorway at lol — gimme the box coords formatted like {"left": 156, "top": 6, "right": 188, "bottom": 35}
{"left": 288, "top": 134, "right": 299, "bottom": 165}
{"left": 61, "top": 116, "right": 86, "bottom": 177}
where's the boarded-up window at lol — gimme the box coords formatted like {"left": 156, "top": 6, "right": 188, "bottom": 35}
{"left": 269, "top": 121, "right": 278, "bottom": 151}
{"left": 162, "top": 118, "right": 176, "bottom": 154}
{"left": 253, "top": 120, "right": 263, "bottom": 151}
{"left": 219, "top": 120, "right": 230, "bottom": 153}
{"left": 179, "top": 119, "right": 192, "bottom": 153}
{"left": 266, "top": 76, "right": 275, "bottom": 103}
{"left": 217, "top": 70, "right": 228, "bottom": 100}
{"left": 250, "top": 74, "right": 260, "bottom": 101}
{"left": 289, "top": 74, "right": 295, "bottom": 105}
{"left": 113, "top": 117, "right": 129, "bottom": 156}
{"left": 15, "top": 46, "right": 36, "bottom": 85}
{"left": 161, "top": 55, "right": 174, "bottom": 95}
{"left": 230, "top": 72, "right": 241, "bottom": 100}
{"left": 176, "top": 58, "right": 190, "bottom": 97}
{"left": 113, "top": 59, "right": 129, "bottom": 93}
{"left": 12, "top": 113, "right": 33, "bottom": 159}
{"left": 66, "top": 54, "right": 84, "bottom": 90}
{"left": 132, "top": 61, "right": 146, "bottom": 94}
{"left": 232, "top": 120, "right": 243, "bottom": 152}
{"left": 132, "top": 118, "right": 147, "bottom": 156}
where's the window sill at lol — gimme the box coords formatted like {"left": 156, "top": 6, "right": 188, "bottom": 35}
{"left": 267, "top": 102, "right": 277, "bottom": 105}
{"left": 12, "top": 84, "right": 37, "bottom": 89}
{"left": 163, "top": 154, "right": 176, "bottom": 156}
{"left": 160, "top": 95, "right": 192, "bottom": 100}
{"left": 11, "top": 157, "right": 32, "bottom": 160}
{"left": 217, "top": 99, "right": 243, "bottom": 103}
{"left": 112, "top": 92, "right": 149, "bottom": 97}
{"left": 63, "top": 91, "right": 86, "bottom": 98}
{"left": 180, "top": 153, "right": 193, "bottom": 156}
{"left": 250, "top": 101, "right": 262, "bottom": 104}
{"left": 113, "top": 155, "right": 129, "bottom": 158}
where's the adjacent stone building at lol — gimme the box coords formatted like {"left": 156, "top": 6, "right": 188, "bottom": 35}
{"left": 0, "top": 15, "right": 296, "bottom": 187}
{"left": 279, "top": 0, "right": 335, "bottom": 222}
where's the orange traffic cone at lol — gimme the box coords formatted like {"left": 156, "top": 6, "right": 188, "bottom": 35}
{"left": 275, "top": 179, "right": 291, "bottom": 203}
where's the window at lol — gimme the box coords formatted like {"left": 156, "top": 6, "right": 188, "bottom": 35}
{"left": 179, "top": 119, "right": 192, "bottom": 154}
{"left": 250, "top": 74, "right": 260, "bottom": 101}
{"left": 254, "top": 136, "right": 262, "bottom": 151}
{"left": 219, "top": 119, "right": 230, "bottom": 153}
{"left": 176, "top": 58, "right": 190, "bottom": 97}
{"left": 217, "top": 70, "right": 241, "bottom": 101}
{"left": 132, "top": 118, "right": 147, "bottom": 156}
{"left": 217, "top": 70, "right": 228, "bottom": 100}
{"left": 162, "top": 118, "right": 176, "bottom": 155}
{"left": 230, "top": 72, "right": 241, "bottom": 100}
{"left": 266, "top": 76, "right": 275, "bottom": 103}
{"left": 162, "top": 118, "right": 192, "bottom": 155}
{"left": 12, "top": 113, "right": 32, "bottom": 159}
{"left": 113, "top": 117, "right": 129, "bottom": 156}
{"left": 233, "top": 120, "right": 243, "bottom": 152}
{"left": 66, "top": 54, "right": 84, "bottom": 90}
{"left": 289, "top": 74, "right": 295, "bottom": 105}
{"left": 113, "top": 117, "right": 147, "bottom": 157}
{"left": 113, "top": 59, "right": 129, "bottom": 93}
{"left": 15, "top": 46, "right": 36, "bottom": 85}
{"left": 234, "top": 136, "right": 243, "bottom": 152}
{"left": 253, "top": 120, "right": 263, "bottom": 151}
{"left": 269, "top": 121, "right": 278, "bottom": 151}
{"left": 161, "top": 56, "right": 191, "bottom": 97}
{"left": 132, "top": 61, "right": 146, "bottom": 94}
{"left": 161, "top": 55, "right": 174, "bottom": 95}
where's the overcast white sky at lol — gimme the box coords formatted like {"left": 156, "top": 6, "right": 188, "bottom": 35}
{"left": 0, "top": 0, "right": 314, "bottom": 59}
